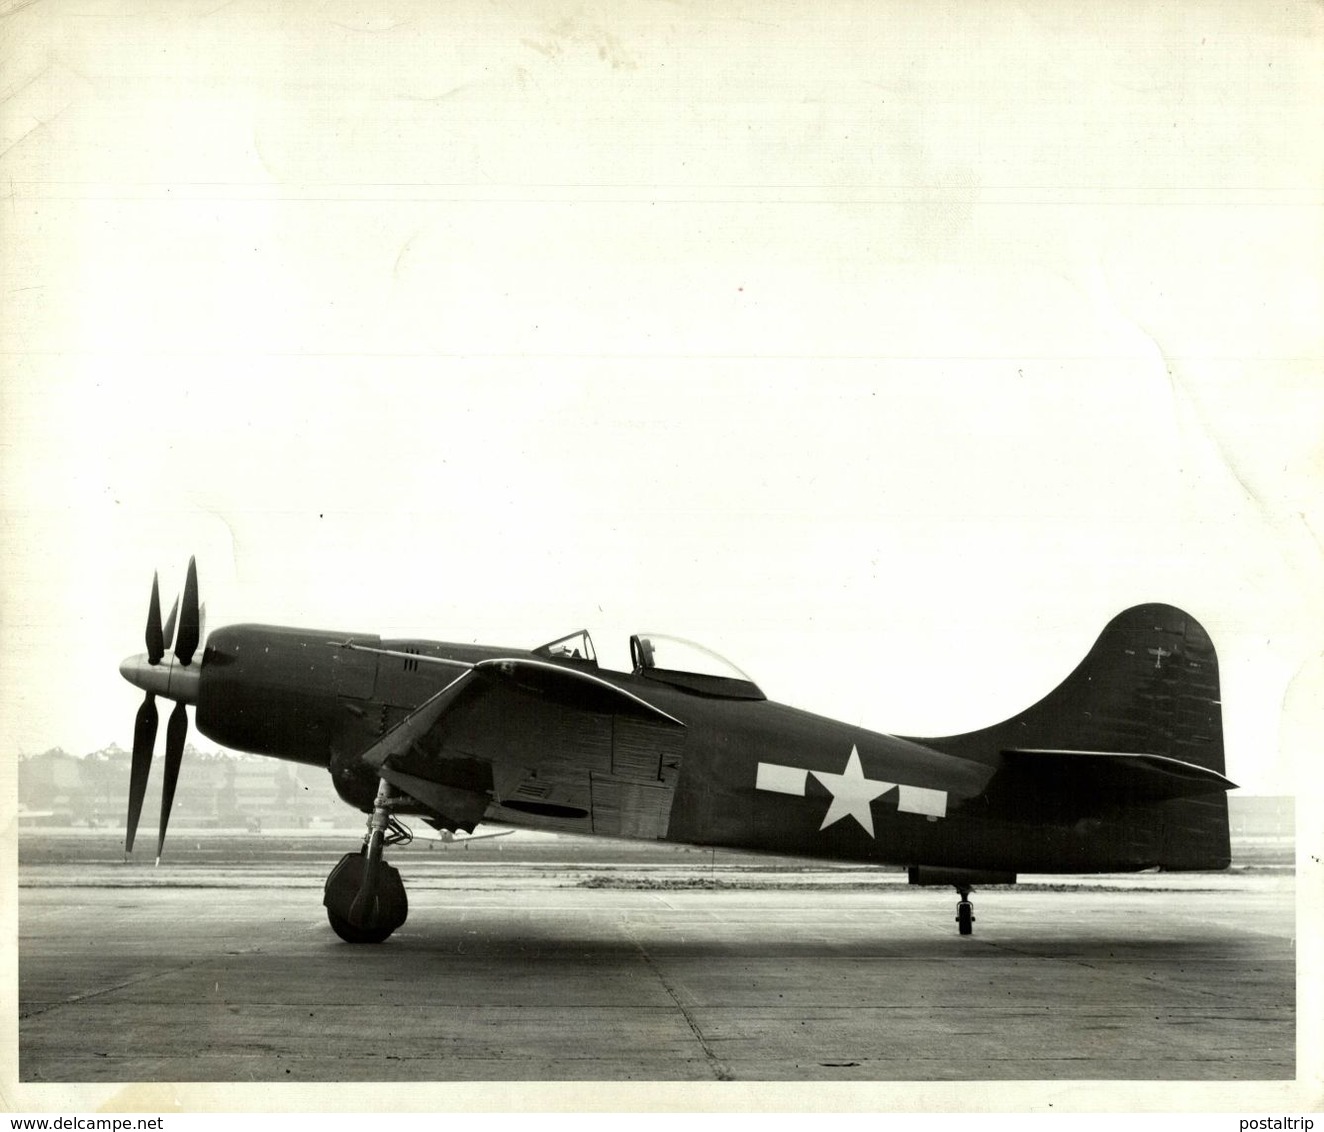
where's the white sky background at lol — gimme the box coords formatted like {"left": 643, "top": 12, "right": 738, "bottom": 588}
{"left": 2, "top": 0, "right": 1321, "bottom": 799}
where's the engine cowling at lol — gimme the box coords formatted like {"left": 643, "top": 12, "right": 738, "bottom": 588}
{"left": 196, "top": 624, "right": 381, "bottom": 767}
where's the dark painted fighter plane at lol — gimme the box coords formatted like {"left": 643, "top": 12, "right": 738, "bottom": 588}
{"left": 119, "top": 559, "right": 1235, "bottom": 942}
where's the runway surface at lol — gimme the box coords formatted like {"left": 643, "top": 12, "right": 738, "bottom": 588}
{"left": 18, "top": 833, "right": 1295, "bottom": 1083}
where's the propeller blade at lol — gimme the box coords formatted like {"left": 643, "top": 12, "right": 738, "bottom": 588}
{"left": 175, "top": 557, "right": 200, "bottom": 666}
{"left": 126, "top": 694, "right": 158, "bottom": 853}
{"left": 156, "top": 701, "right": 189, "bottom": 863}
{"left": 198, "top": 601, "right": 207, "bottom": 649}
{"left": 162, "top": 596, "right": 179, "bottom": 654}
{"left": 146, "top": 573, "right": 164, "bottom": 665}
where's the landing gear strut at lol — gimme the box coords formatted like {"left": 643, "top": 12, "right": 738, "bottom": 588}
{"left": 323, "top": 779, "right": 410, "bottom": 943}
{"left": 955, "top": 886, "right": 974, "bottom": 936}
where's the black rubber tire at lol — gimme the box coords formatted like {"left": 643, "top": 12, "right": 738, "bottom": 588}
{"left": 327, "top": 907, "right": 395, "bottom": 944}
{"left": 323, "top": 851, "right": 408, "bottom": 941}
{"left": 957, "top": 902, "right": 974, "bottom": 936}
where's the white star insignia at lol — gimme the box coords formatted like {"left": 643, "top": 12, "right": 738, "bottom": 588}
{"left": 809, "top": 746, "right": 895, "bottom": 837}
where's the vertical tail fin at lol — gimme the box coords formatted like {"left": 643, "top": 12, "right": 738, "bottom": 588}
{"left": 923, "top": 603, "right": 1224, "bottom": 772}
{"left": 919, "top": 605, "right": 1230, "bottom": 869}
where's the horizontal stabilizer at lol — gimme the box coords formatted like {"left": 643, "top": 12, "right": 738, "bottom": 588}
{"left": 1001, "top": 748, "right": 1236, "bottom": 803}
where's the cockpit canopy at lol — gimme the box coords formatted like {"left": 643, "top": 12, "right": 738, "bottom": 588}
{"left": 532, "top": 630, "right": 597, "bottom": 665}
{"left": 532, "top": 630, "right": 765, "bottom": 700}
{"left": 631, "top": 633, "right": 765, "bottom": 700}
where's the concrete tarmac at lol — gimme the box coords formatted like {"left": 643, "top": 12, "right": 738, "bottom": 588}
{"left": 18, "top": 844, "right": 1294, "bottom": 1083}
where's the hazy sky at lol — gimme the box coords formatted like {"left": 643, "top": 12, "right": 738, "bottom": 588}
{"left": 2, "top": 0, "right": 1320, "bottom": 800}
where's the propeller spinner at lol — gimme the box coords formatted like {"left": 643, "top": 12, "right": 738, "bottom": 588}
{"left": 119, "top": 557, "right": 205, "bottom": 862}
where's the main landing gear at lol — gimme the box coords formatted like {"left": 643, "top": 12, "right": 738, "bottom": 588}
{"left": 323, "top": 779, "right": 410, "bottom": 943}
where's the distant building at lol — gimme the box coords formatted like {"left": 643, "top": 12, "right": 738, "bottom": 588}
{"left": 1227, "top": 794, "right": 1294, "bottom": 838}
{"left": 17, "top": 749, "right": 82, "bottom": 824}
{"left": 19, "top": 744, "right": 345, "bottom": 829}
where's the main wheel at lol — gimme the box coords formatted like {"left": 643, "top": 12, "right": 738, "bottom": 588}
{"left": 327, "top": 907, "right": 395, "bottom": 944}
{"left": 323, "top": 851, "right": 408, "bottom": 942}
{"left": 957, "top": 901, "right": 974, "bottom": 936}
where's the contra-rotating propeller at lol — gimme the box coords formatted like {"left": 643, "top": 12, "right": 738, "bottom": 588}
{"left": 119, "top": 557, "right": 206, "bottom": 863}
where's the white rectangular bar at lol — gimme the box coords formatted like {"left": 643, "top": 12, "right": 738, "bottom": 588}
{"left": 897, "top": 784, "right": 948, "bottom": 817}
{"left": 755, "top": 762, "right": 808, "bottom": 796}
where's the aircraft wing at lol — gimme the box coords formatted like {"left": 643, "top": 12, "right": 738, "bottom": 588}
{"left": 348, "top": 656, "right": 686, "bottom": 835}
{"left": 473, "top": 658, "right": 684, "bottom": 726}
{"left": 357, "top": 660, "right": 682, "bottom": 771}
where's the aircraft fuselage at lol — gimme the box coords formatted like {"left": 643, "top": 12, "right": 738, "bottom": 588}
{"left": 186, "top": 622, "right": 1227, "bottom": 875}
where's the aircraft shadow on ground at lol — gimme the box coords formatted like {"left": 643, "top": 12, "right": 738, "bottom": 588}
{"left": 336, "top": 923, "right": 1285, "bottom": 964}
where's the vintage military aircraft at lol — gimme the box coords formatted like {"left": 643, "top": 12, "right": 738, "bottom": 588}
{"left": 119, "top": 559, "right": 1234, "bottom": 942}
